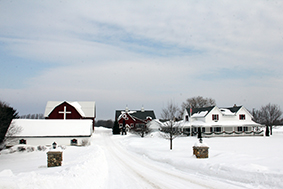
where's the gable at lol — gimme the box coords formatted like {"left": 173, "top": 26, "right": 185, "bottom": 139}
{"left": 47, "top": 102, "right": 83, "bottom": 119}
{"left": 236, "top": 106, "right": 253, "bottom": 120}
{"left": 44, "top": 101, "right": 96, "bottom": 118}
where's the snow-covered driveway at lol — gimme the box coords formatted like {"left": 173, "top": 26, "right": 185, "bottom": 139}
{"left": 94, "top": 128, "right": 242, "bottom": 189}
{"left": 99, "top": 131, "right": 200, "bottom": 188}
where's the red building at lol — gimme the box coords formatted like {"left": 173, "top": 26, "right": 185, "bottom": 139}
{"left": 44, "top": 101, "right": 96, "bottom": 130}
{"left": 115, "top": 107, "right": 156, "bottom": 130}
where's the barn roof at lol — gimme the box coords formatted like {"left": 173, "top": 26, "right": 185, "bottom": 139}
{"left": 8, "top": 119, "right": 93, "bottom": 137}
{"left": 44, "top": 101, "right": 96, "bottom": 118}
{"left": 115, "top": 110, "right": 156, "bottom": 120}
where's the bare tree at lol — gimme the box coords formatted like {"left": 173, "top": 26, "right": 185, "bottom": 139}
{"left": 252, "top": 103, "right": 282, "bottom": 136}
{"left": 1, "top": 123, "right": 22, "bottom": 148}
{"left": 260, "top": 103, "right": 282, "bottom": 135}
{"left": 159, "top": 120, "right": 181, "bottom": 150}
{"left": 180, "top": 96, "right": 216, "bottom": 117}
{"left": 160, "top": 101, "right": 182, "bottom": 149}
{"left": 131, "top": 123, "right": 151, "bottom": 138}
{"left": 161, "top": 100, "right": 179, "bottom": 120}
{"left": 251, "top": 108, "right": 261, "bottom": 123}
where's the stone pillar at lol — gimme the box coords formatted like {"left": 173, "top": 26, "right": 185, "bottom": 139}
{"left": 47, "top": 151, "right": 63, "bottom": 167}
{"left": 193, "top": 146, "right": 209, "bottom": 158}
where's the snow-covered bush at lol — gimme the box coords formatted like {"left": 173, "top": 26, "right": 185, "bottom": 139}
{"left": 58, "top": 145, "right": 66, "bottom": 150}
{"left": 27, "top": 146, "right": 35, "bottom": 152}
{"left": 17, "top": 146, "right": 26, "bottom": 152}
{"left": 81, "top": 139, "right": 89, "bottom": 146}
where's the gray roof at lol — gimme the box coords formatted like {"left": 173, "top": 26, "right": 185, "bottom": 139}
{"left": 186, "top": 106, "right": 215, "bottom": 116}
{"left": 226, "top": 106, "right": 242, "bottom": 113}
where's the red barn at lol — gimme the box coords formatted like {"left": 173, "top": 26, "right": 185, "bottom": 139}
{"left": 44, "top": 101, "right": 96, "bottom": 130}
{"left": 115, "top": 107, "right": 156, "bottom": 130}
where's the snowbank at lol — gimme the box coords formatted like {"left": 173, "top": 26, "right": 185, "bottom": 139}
{"left": 0, "top": 127, "right": 283, "bottom": 188}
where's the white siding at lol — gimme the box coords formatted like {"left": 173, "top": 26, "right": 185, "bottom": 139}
{"left": 6, "top": 137, "right": 91, "bottom": 146}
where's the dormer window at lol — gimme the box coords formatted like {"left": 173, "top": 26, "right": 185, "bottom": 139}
{"left": 212, "top": 114, "right": 219, "bottom": 121}
{"left": 239, "top": 114, "right": 245, "bottom": 120}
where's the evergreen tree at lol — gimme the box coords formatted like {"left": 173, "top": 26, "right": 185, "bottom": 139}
{"left": 0, "top": 101, "right": 19, "bottom": 144}
{"left": 112, "top": 120, "right": 120, "bottom": 135}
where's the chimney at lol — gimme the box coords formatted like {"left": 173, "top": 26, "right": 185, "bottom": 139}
{"left": 125, "top": 105, "right": 129, "bottom": 112}
{"left": 233, "top": 104, "right": 237, "bottom": 107}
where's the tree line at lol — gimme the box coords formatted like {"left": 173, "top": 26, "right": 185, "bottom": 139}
{"left": 20, "top": 114, "right": 44, "bottom": 119}
{"left": 95, "top": 119, "right": 114, "bottom": 128}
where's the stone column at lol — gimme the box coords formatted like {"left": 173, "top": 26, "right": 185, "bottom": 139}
{"left": 47, "top": 151, "right": 63, "bottom": 167}
{"left": 193, "top": 141, "right": 209, "bottom": 158}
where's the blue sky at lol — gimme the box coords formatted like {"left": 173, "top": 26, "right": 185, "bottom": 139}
{"left": 1, "top": 0, "right": 283, "bottom": 119}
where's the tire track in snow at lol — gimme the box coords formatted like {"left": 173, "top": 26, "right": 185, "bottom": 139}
{"left": 100, "top": 133, "right": 162, "bottom": 189}
{"left": 99, "top": 130, "right": 226, "bottom": 189}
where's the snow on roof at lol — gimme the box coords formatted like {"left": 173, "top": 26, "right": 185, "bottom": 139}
{"left": 69, "top": 102, "right": 85, "bottom": 117}
{"left": 9, "top": 119, "right": 93, "bottom": 137}
{"left": 116, "top": 109, "right": 156, "bottom": 121}
{"left": 220, "top": 108, "right": 235, "bottom": 116}
{"left": 117, "top": 111, "right": 137, "bottom": 121}
{"left": 191, "top": 111, "right": 208, "bottom": 118}
{"left": 122, "top": 110, "right": 137, "bottom": 114}
{"left": 44, "top": 101, "right": 95, "bottom": 118}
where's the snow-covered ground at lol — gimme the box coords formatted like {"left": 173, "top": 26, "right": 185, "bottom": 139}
{"left": 0, "top": 127, "right": 283, "bottom": 189}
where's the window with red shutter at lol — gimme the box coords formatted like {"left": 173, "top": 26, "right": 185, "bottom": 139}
{"left": 239, "top": 114, "right": 245, "bottom": 120}
{"left": 212, "top": 114, "right": 219, "bottom": 121}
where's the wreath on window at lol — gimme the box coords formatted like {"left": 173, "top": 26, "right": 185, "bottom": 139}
{"left": 122, "top": 114, "right": 128, "bottom": 120}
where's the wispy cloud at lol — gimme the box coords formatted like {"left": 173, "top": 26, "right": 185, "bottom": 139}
{"left": 1, "top": 0, "right": 283, "bottom": 118}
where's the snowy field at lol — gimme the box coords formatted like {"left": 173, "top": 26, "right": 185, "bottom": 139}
{"left": 0, "top": 127, "right": 283, "bottom": 189}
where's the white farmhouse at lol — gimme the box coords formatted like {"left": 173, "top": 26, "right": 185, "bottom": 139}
{"left": 5, "top": 119, "right": 93, "bottom": 147}
{"left": 181, "top": 105, "right": 263, "bottom": 137}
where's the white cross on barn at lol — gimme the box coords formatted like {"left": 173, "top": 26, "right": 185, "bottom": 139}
{"left": 58, "top": 106, "right": 71, "bottom": 120}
